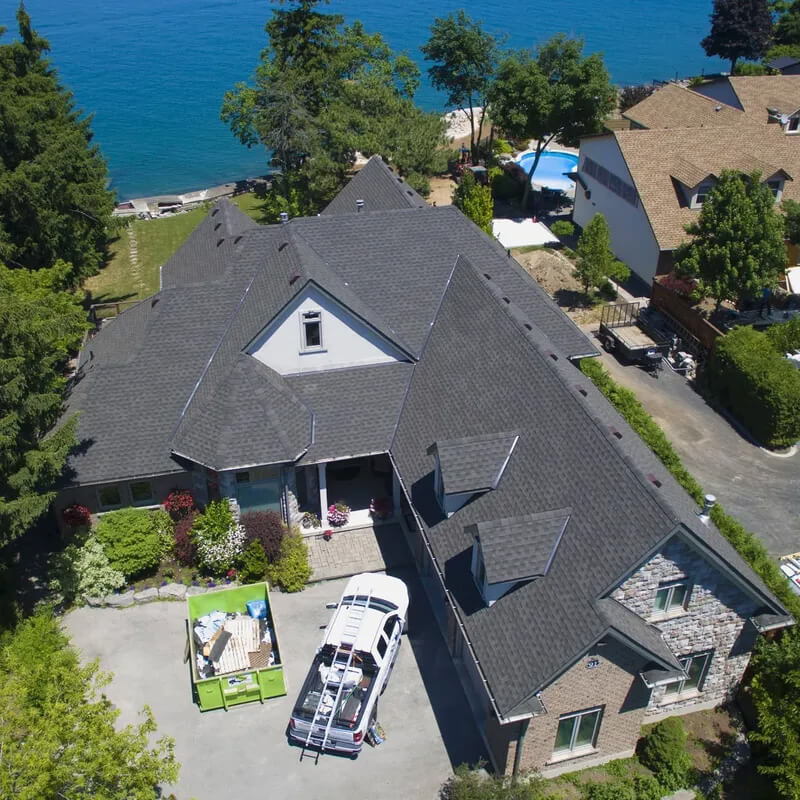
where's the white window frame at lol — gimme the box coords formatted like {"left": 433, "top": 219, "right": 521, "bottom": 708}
{"left": 97, "top": 484, "right": 123, "bottom": 511}
{"left": 767, "top": 178, "right": 783, "bottom": 201}
{"left": 299, "top": 309, "right": 324, "bottom": 353}
{"left": 694, "top": 182, "right": 713, "bottom": 208}
{"left": 787, "top": 116, "right": 800, "bottom": 134}
{"left": 653, "top": 582, "right": 689, "bottom": 616}
{"left": 663, "top": 652, "right": 711, "bottom": 698}
{"left": 553, "top": 707, "right": 602, "bottom": 756}
{"left": 129, "top": 480, "right": 154, "bottom": 506}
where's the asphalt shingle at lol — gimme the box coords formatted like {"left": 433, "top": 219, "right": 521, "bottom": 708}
{"left": 436, "top": 433, "right": 519, "bottom": 494}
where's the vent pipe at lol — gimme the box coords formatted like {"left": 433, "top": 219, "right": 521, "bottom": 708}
{"left": 356, "top": 199, "right": 365, "bottom": 213}
{"left": 698, "top": 494, "right": 716, "bottom": 526}
{"left": 279, "top": 211, "right": 289, "bottom": 224}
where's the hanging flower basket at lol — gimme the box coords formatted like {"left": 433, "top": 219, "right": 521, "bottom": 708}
{"left": 327, "top": 502, "right": 350, "bottom": 527}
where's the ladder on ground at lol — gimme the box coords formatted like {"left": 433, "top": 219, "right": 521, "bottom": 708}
{"left": 301, "top": 587, "right": 374, "bottom": 761}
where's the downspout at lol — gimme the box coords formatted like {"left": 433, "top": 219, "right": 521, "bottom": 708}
{"left": 512, "top": 718, "right": 530, "bottom": 780}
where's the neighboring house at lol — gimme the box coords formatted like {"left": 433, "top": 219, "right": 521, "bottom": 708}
{"left": 575, "top": 76, "right": 800, "bottom": 284}
{"left": 58, "top": 155, "right": 792, "bottom": 776}
{"left": 767, "top": 56, "right": 800, "bottom": 76}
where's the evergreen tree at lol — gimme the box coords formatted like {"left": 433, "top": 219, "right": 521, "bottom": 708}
{"left": 573, "top": 214, "right": 629, "bottom": 296}
{"left": 701, "top": 0, "right": 773, "bottom": 73}
{"left": 489, "top": 36, "right": 615, "bottom": 207}
{"left": 775, "top": 0, "right": 800, "bottom": 45}
{"left": 675, "top": 170, "right": 786, "bottom": 308}
{"left": 0, "top": 263, "right": 86, "bottom": 546}
{"left": 0, "top": 5, "right": 113, "bottom": 286}
{"left": 452, "top": 170, "right": 493, "bottom": 235}
{"left": 422, "top": 11, "right": 500, "bottom": 163}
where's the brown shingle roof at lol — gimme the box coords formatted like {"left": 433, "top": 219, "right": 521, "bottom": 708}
{"left": 623, "top": 83, "right": 744, "bottom": 129}
{"left": 613, "top": 125, "right": 798, "bottom": 250}
{"left": 728, "top": 76, "right": 800, "bottom": 120}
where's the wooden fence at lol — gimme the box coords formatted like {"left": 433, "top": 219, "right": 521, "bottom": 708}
{"left": 650, "top": 279, "right": 725, "bottom": 355}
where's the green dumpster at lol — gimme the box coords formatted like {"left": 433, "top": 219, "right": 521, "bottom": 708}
{"left": 187, "top": 582, "right": 286, "bottom": 711}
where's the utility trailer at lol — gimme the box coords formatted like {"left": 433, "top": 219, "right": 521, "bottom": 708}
{"left": 288, "top": 573, "right": 409, "bottom": 759}
{"left": 599, "top": 301, "right": 670, "bottom": 366}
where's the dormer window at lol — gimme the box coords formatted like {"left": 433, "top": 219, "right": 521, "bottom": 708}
{"left": 768, "top": 178, "right": 784, "bottom": 201}
{"left": 300, "top": 309, "right": 323, "bottom": 352}
{"left": 694, "top": 182, "right": 713, "bottom": 207}
{"left": 788, "top": 116, "right": 800, "bottom": 134}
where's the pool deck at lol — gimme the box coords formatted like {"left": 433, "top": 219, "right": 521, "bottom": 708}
{"left": 492, "top": 218, "right": 559, "bottom": 249}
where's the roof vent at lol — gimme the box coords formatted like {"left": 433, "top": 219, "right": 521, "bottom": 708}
{"left": 502, "top": 296, "right": 510, "bottom": 304}
{"left": 211, "top": 208, "right": 219, "bottom": 216}
{"left": 647, "top": 474, "right": 662, "bottom": 488}
{"left": 356, "top": 199, "right": 365, "bottom": 212}
{"left": 698, "top": 494, "right": 716, "bottom": 526}
{"left": 289, "top": 274, "right": 300, "bottom": 285}
{"left": 214, "top": 222, "right": 221, "bottom": 230}
{"left": 576, "top": 386, "right": 588, "bottom": 397}
{"left": 216, "top": 238, "right": 224, "bottom": 247}
{"left": 483, "top": 273, "right": 492, "bottom": 280}
{"left": 609, "top": 427, "right": 622, "bottom": 439}
{"left": 278, "top": 242, "right": 288, "bottom": 252}
{"left": 523, "top": 323, "right": 532, "bottom": 331}
{"left": 279, "top": 211, "right": 289, "bottom": 224}
{"left": 234, "top": 235, "right": 242, "bottom": 244}
{"left": 549, "top": 353, "right": 558, "bottom": 361}
{"left": 714, "top": 105, "right": 722, "bottom": 112}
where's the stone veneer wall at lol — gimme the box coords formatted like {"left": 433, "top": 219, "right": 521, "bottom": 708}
{"left": 284, "top": 466, "right": 301, "bottom": 526}
{"left": 612, "top": 535, "right": 760, "bottom": 715}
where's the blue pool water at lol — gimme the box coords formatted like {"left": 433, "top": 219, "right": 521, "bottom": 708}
{"left": 3, "top": 1, "right": 725, "bottom": 199}
{"left": 516, "top": 151, "right": 580, "bottom": 192}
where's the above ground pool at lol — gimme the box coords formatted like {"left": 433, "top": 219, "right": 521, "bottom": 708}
{"left": 515, "top": 150, "right": 579, "bottom": 193}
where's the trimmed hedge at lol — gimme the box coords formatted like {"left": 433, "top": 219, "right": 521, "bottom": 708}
{"left": 94, "top": 508, "right": 162, "bottom": 579}
{"left": 580, "top": 358, "right": 800, "bottom": 620}
{"left": 709, "top": 326, "right": 800, "bottom": 449}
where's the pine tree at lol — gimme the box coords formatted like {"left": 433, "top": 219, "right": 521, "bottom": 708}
{"left": 701, "top": 0, "right": 773, "bottom": 73}
{"left": 452, "top": 170, "right": 493, "bottom": 235}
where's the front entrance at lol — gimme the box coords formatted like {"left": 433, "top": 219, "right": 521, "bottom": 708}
{"left": 325, "top": 455, "right": 392, "bottom": 526}
{"left": 234, "top": 466, "right": 282, "bottom": 515}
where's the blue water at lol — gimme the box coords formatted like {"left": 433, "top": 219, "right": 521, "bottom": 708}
{"left": 3, "top": 1, "right": 726, "bottom": 200}
{"left": 516, "top": 151, "right": 579, "bottom": 192}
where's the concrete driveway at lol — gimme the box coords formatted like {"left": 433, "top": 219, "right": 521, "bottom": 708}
{"left": 63, "top": 568, "right": 487, "bottom": 800}
{"left": 591, "top": 339, "right": 800, "bottom": 558}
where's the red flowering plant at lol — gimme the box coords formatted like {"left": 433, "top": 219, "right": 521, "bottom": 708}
{"left": 369, "top": 497, "right": 392, "bottom": 520}
{"left": 62, "top": 503, "right": 91, "bottom": 529}
{"left": 322, "top": 529, "right": 334, "bottom": 541}
{"left": 164, "top": 489, "right": 195, "bottom": 520}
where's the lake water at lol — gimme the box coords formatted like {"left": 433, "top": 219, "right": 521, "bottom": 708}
{"left": 2, "top": 0, "right": 726, "bottom": 200}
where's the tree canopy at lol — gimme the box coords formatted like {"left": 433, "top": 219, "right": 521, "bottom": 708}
{"left": 452, "top": 170, "right": 493, "bottom": 235}
{"left": 421, "top": 11, "right": 500, "bottom": 162}
{"left": 0, "top": 263, "right": 86, "bottom": 547}
{"left": 701, "top": 0, "right": 774, "bottom": 72}
{"left": 573, "top": 213, "right": 629, "bottom": 296}
{"left": 0, "top": 612, "right": 178, "bottom": 799}
{"left": 0, "top": 5, "right": 113, "bottom": 286}
{"left": 774, "top": 0, "right": 800, "bottom": 45}
{"left": 675, "top": 171, "right": 786, "bottom": 307}
{"left": 488, "top": 35, "right": 614, "bottom": 207}
{"left": 222, "top": 0, "right": 445, "bottom": 216}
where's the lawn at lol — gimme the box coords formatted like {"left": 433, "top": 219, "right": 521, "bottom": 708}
{"left": 84, "top": 193, "right": 266, "bottom": 305}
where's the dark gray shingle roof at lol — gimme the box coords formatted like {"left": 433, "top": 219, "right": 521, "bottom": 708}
{"left": 436, "top": 433, "right": 518, "bottom": 494}
{"left": 322, "top": 156, "right": 426, "bottom": 215}
{"left": 470, "top": 509, "right": 570, "bottom": 584}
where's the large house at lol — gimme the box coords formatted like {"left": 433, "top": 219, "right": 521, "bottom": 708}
{"left": 58, "top": 157, "right": 793, "bottom": 775}
{"left": 573, "top": 76, "right": 800, "bottom": 285}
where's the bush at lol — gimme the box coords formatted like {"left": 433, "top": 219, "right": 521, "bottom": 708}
{"left": 733, "top": 60, "right": 767, "bottom": 75}
{"left": 439, "top": 764, "right": 547, "bottom": 799}
{"left": 266, "top": 533, "right": 311, "bottom": 592}
{"left": 550, "top": 220, "right": 574, "bottom": 238}
{"left": 95, "top": 508, "right": 162, "bottom": 579}
{"left": 327, "top": 502, "right": 350, "bottom": 527}
{"left": 584, "top": 778, "right": 636, "bottom": 800}
{"left": 173, "top": 510, "right": 198, "bottom": 566}
{"left": 163, "top": 489, "right": 194, "bottom": 520}
{"left": 766, "top": 316, "right": 800, "bottom": 355}
{"left": 709, "top": 326, "right": 800, "bottom": 449}
{"left": 597, "top": 279, "right": 618, "bottom": 301}
{"left": 50, "top": 536, "right": 127, "bottom": 603}
{"left": 241, "top": 510, "right": 286, "bottom": 563}
{"left": 493, "top": 137, "right": 514, "bottom": 155}
{"left": 637, "top": 718, "right": 692, "bottom": 791}
{"left": 151, "top": 510, "right": 174, "bottom": 560}
{"left": 191, "top": 500, "right": 245, "bottom": 575}
{"left": 405, "top": 171, "right": 430, "bottom": 197}
{"left": 490, "top": 167, "right": 523, "bottom": 202}
{"left": 239, "top": 540, "right": 268, "bottom": 583}
{"left": 61, "top": 503, "right": 91, "bottom": 529}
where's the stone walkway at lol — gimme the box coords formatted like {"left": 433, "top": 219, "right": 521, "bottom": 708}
{"left": 305, "top": 523, "right": 409, "bottom": 582}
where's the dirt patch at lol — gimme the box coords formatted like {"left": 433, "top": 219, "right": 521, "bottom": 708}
{"left": 680, "top": 705, "right": 739, "bottom": 775}
{"left": 427, "top": 176, "right": 455, "bottom": 207}
{"left": 513, "top": 247, "right": 604, "bottom": 325}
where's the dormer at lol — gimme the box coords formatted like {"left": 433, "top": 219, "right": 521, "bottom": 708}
{"left": 763, "top": 169, "right": 792, "bottom": 202}
{"left": 428, "top": 433, "right": 518, "bottom": 517}
{"left": 670, "top": 159, "right": 715, "bottom": 209}
{"left": 768, "top": 106, "right": 800, "bottom": 133}
{"left": 467, "top": 508, "right": 571, "bottom": 606}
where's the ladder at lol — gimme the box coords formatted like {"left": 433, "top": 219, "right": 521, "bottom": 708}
{"left": 301, "top": 588, "right": 373, "bottom": 761}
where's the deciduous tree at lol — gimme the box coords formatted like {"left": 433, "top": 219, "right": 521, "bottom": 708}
{"left": 489, "top": 36, "right": 614, "bottom": 207}
{"left": 421, "top": 11, "right": 500, "bottom": 163}
{"left": 619, "top": 84, "right": 655, "bottom": 113}
{"left": 452, "top": 170, "right": 493, "bottom": 235}
{"left": 573, "top": 213, "right": 629, "bottom": 296}
{"left": 701, "top": 0, "right": 773, "bottom": 73}
{"left": 675, "top": 170, "right": 786, "bottom": 308}
{"left": 0, "top": 5, "right": 113, "bottom": 286}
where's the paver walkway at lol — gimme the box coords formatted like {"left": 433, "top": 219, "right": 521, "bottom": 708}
{"left": 305, "top": 522, "right": 411, "bottom": 581}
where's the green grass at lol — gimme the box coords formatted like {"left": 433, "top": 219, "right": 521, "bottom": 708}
{"left": 85, "top": 193, "right": 266, "bottom": 304}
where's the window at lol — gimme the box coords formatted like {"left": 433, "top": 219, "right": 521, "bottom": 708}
{"left": 435, "top": 466, "right": 445, "bottom": 510}
{"left": 130, "top": 480, "right": 153, "bottom": 506}
{"left": 695, "top": 183, "right": 712, "bottom": 206}
{"left": 653, "top": 583, "right": 688, "bottom": 614}
{"left": 581, "top": 156, "right": 638, "bottom": 207}
{"left": 300, "top": 310, "right": 323, "bottom": 351}
{"left": 475, "top": 552, "right": 487, "bottom": 589}
{"left": 383, "top": 616, "right": 398, "bottom": 639}
{"left": 235, "top": 471, "right": 250, "bottom": 484}
{"left": 768, "top": 179, "right": 782, "bottom": 199}
{"left": 553, "top": 708, "right": 602, "bottom": 755}
{"left": 664, "top": 652, "right": 711, "bottom": 696}
{"left": 788, "top": 116, "right": 800, "bottom": 133}
{"left": 97, "top": 485, "right": 122, "bottom": 510}
{"left": 376, "top": 634, "right": 388, "bottom": 659}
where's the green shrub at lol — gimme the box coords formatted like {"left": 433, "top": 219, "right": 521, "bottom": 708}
{"left": 631, "top": 774, "right": 665, "bottom": 800}
{"left": 151, "top": 510, "right": 174, "bottom": 560}
{"left": 95, "top": 508, "right": 162, "bottom": 579}
{"left": 494, "top": 138, "right": 514, "bottom": 155}
{"left": 709, "top": 326, "right": 800, "bottom": 449}
{"left": 191, "top": 500, "right": 245, "bottom": 575}
{"left": 584, "top": 778, "right": 636, "bottom": 800}
{"left": 239, "top": 540, "right": 268, "bottom": 583}
{"left": 266, "top": 533, "right": 311, "bottom": 592}
{"left": 597, "top": 279, "right": 618, "bottom": 301}
{"left": 733, "top": 60, "right": 767, "bottom": 75}
{"left": 637, "top": 718, "right": 692, "bottom": 791}
{"left": 766, "top": 316, "right": 800, "bottom": 355}
{"left": 491, "top": 168, "right": 523, "bottom": 202}
{"left": 50, "top": 535, "right": 127, "bottom": 603}
{"left": 550, "top": 220, "right": 574, "bottom": 238}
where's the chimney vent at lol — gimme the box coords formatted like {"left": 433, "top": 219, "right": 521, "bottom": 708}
{"left": 279, "top": 211, "right": 289, "bottom": 224}
{"left": 356, "top": 199, "right": 365, "bottom": 212}
{"left": 698, "top": 494, "right": 716, "bottom": 525}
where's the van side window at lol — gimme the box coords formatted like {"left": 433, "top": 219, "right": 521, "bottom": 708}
{"left": 383, "top": 616, "right": 397, "bottom": 638}
{"left": 377, "top": 635, "right": 388, "bottom": 658}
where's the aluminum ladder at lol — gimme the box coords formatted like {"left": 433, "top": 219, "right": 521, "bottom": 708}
{"left": 301, "top": 588, "right": 373, "bottom": 761}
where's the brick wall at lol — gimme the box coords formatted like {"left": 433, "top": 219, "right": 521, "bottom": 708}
{"left": 612, "top": 535, "right": 759, "bottom": 714}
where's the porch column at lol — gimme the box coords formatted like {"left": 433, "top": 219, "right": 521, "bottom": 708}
{"left": 317, "top": 463, "right": 328, "bottom": 522}
{"left": 392, "top": 469, "right": 401, "bottom": 519}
